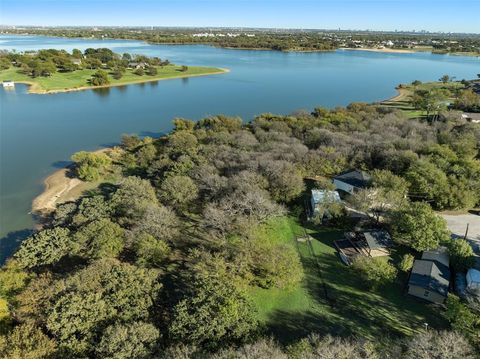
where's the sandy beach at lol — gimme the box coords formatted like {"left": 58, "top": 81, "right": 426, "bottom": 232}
{"left": 340, "top": 47, "right": 416, "bottom": 54}
{"left": 31, "top": 168, "right": 83, "bottom": 214}
{"left": 31, "top": 148, "right": 113, "bottom": 214}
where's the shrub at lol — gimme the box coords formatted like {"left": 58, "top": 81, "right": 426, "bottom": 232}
{"left": 133, "top": 67, "right": 144, "bottom": 76}
{"left": 71, "top": 151, "right": 112, "bottom": 181}
{"left": 146, "top": 66, "right": 158, "bottom": 76}
{"left": 90, "top": 69, "right": 109, "bottom": 86}
{"left": 352, "top": 257, "right": 397, "bottom": 290}
{"left": 448, "top": 239, "right": 475, "bottom": 272}
{"left": 399, "top": 253, "right": 415, "bottom": 272}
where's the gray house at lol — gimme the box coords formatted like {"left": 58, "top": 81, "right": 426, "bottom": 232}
{"left": 408, "top": 248, "right": 450, "bottom": 304}
{"left": 333, "top": 170, "right": 371, "bottom": 195}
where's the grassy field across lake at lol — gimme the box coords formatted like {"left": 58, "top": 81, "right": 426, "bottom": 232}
{"left": 379, "top": 80, "right": 465, "bottom": 119}
{"left": 248, "top": 217, "right": 448, "bottom": 343}
{"left": 0, "top": 65, "right": 227, "bottom": 94}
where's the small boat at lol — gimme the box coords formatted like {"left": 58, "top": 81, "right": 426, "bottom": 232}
{"left": 2, "top": 80, "right": 15, "bottom": 87}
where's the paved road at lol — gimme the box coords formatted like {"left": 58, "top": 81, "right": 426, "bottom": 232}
{"left": 442, "top": 214, "right": 480, "bottom": 269}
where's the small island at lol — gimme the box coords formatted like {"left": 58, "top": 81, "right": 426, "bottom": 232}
{"left": 0, "top": 48, "right": 227, "bottom": 94}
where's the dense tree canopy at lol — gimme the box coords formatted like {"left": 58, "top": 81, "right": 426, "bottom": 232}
{"left": 14, "top": 227, "right": 71, "bottom": 268}
{"left": 2, "top": 102, "right": 480, "bottom": 356}
{"left": 169, "top": 270, "right": 258, "bottom": 349}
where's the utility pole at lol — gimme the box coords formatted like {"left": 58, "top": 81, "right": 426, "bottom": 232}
{"left": 464, "top": 223, "right": 469, "bottom": 240}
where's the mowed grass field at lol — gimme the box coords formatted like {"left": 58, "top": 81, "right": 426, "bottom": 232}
{"left": 0, "top": 65, "right": 225, "bottom": 93}
{"left": 248, "top": 217, "right": 447, "bottom": 343}
{"left": 379, "top": 81, "right": 465, "bottom": 119}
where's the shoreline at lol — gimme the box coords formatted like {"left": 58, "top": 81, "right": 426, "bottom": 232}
{"left": 31, "top": 168, "right": 83, "bottom": 215}
{"left": 3, "top": 33, "right": 478, "bottom": 57}
{"left": 31, "top": 148, "right": 112, "bottom": 215}
{"left": 339, "top": 47, "right": 416, "bottom": 54}
{"left": 14, "top": 68, "right": 229, "bottom": 95}
{"left": 381, "top": 87, "right": 410, "bottom": 103}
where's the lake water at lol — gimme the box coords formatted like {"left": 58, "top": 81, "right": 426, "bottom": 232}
{"left": 0, "top": 34, "right": 479, "bottom": 262}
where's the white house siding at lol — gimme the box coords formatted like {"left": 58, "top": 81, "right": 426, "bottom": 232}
{"left": 333, "top": 179, "right": 354, "bottom": 194}
{"left": 310, "top": 196, "right": 316, "bottom": 214}
{"left": 408, "top": 285, "right": 446, "bottom": 304}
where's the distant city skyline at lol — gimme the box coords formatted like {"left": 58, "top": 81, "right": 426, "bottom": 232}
{"left": 1, "top": 0, "right": 479, "bottom": 34}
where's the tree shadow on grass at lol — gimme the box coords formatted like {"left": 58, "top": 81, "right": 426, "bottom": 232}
{"left": 307, "top": 248, "right": 445, "bottom": 339}
{"left": 291, "top": 224, "right": 446, "bottom": 340}
{"left": 265, "top": 309, "right": 347, "bottom": 345}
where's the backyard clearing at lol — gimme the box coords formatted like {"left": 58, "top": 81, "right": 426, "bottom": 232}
{"left": 248, "top": 217, "right": 447, "bottom": 343}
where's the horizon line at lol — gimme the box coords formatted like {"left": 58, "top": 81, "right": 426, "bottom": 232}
{"left": 1, "top": 25, "right": 480, "bottom": 36}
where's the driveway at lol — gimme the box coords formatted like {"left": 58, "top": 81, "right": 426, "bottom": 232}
{"left": 442, "top": 214, "right": 480, "bottom": 269}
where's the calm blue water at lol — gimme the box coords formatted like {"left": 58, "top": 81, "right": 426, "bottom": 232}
{"left": 1, "top": 34, "right": 479, "bottom": 261}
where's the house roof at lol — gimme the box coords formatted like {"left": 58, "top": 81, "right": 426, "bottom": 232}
{"left": 422, "top": 247, "right": 449, "bottom": 267}
{"left": 467, "top": 268, "right": 480, "bottom": 285}
{"left": 409, "top": 259, "right": 450, "bottom": 297}
{"left": 363, "top": 231, "right": 392, "bottom": 250}
{"left": 311, "top": 189, "right": 341, "bottom": 205}
{"left": 333, "top": 170, "right": 371, "bottom": 189}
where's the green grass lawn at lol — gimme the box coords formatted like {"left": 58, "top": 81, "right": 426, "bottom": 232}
{"left": 0, "top": 65, "right": 225, "bottom": 93}
{"left": 249, "top": 217, "right": 448, "bottom": 344}
{"left": 379, "top": 80, "right": 465, "bottom": 119}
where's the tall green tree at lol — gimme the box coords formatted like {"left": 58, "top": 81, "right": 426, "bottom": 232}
{"left": 169, "top": 272, "right": 257, "bottom": 349}
{"left": 46, "top": 259, "right": 161, "bottom": 355}
{"left": 71, "top": 151, "right": 112, "bottom": 181}
{"left": 159, "top": 175, "right": 198, "bottom": 208}
{"left": 0, "top": 323, "right": 57, "bottom": 359}
{"left": 74, "top": 218, "right": 125, "bottom": 259}
{"left": 391, "top": 202, "right": 450, "bottom": 251}
{"left": 96, "top": 321, "right": 160, "bottom": 359}
{"left": 448, "top": 239, "right": 475, "bottom": 272}
{"left": 90, "top": 69, "right": 110, "bottom": 86}
{"left": 111, "top": 176, "right": 158, "bottom": 222}
{"left": 14, "top": 228, "right": 71, "bottom": 268}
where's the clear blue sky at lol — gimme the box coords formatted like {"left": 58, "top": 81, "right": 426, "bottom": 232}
{"left": 1, "top": 0, "right": 479, "bottom": 33}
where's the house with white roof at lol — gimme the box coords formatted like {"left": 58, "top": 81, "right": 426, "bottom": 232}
{"left": 310, "top": 189, "right": 341, "bottom": 218}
